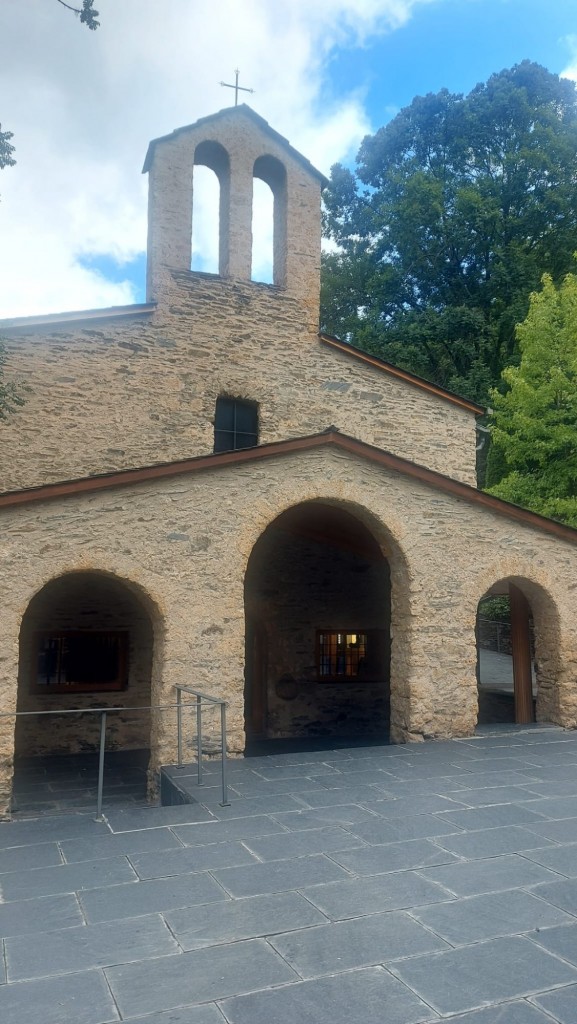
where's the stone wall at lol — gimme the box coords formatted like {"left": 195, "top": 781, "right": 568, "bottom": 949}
{"left": 0, "top": 108, "right": 478, "bottom": 495}
{"left": 1, "top": 443, "right": 577, "bottom": 812}
{"left": 1, "top": 286, "right": 477, "bottom": 492}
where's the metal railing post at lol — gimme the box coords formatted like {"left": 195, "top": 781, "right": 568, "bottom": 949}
{"left": 220, "top": 701, "right": 229, "bottom": 806}
{"left": 176, "top": 688, "right": 183, "bottom": 767}
{"left": 95, "top": 710, "right": 107, "bottom": 821}
{"left": 196, "top": 694, "right": 203, "bottom": 786}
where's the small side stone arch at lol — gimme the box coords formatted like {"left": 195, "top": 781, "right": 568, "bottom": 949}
{"left": 13, "top": 567, "right": 166, "bottom": 791}
{"left": 470, "top": 568, "right": 563, "bottom": 727}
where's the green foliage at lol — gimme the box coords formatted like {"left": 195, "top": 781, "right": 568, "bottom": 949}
{"left": 56, "top": 0, "right": 100, "bottom": 30}
{"left": 322, "top": 62, "right": 577, "bottom": 405}
{"left": 478, "top": 596, "right": 510, "bottom": 622}
{"left": 0, "top": 125, "right": 15, "bottom": 170}
{"left": 0, "top": 341, "right": 29, "bottom": 420}
{"left": 487, "top": 272, "right": 577, "bottom": 525}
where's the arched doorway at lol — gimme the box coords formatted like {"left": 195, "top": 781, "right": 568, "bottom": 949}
{"left": 476, "top": 577, "right": 560, "bottom": 726}
{"left": 244, "top": 501, "right": 391, "bottom": 749}
{"left": 14, "top": 571, "right": 157, "bottom": 808}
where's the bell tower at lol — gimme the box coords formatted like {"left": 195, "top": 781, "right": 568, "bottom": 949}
{"left": 142, "top": 105, "right": 327, "bottom": 324}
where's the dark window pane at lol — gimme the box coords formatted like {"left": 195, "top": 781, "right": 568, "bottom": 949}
{"left": 214, "top": 398, "right": 258, "bottom": 453}
{"left": 215, "top": 397, "right": 235, "bottom": 431}
{"left": 235, "top": 402, "right": 257, "bottom": 433}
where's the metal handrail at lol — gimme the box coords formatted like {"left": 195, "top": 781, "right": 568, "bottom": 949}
{"left": 0, "top": 692, "right": 229, "bottom": 819}
{"left": 175, "top": 685, "right": 229, "bottom": 808}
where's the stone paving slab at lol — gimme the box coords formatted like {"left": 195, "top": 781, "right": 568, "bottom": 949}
{"left": 270, "top": 909, "right": 450, "bottom": 977}
{"left": 59, "top": 826, "right": 183, "bottom": 863}
{"left": 241, "top": 824, "right": 365, "bottom": 861}
{"left": 523, "top": 815, "right": 577, "bottom": 843}
{"left": 532, "top": 982, "right": 577, "bottom": 1023}
{"left": 105, "top": 938, "right": 297, "bottom": 1018}
{"left": 390, "top": 935, "right": 577, "bottom": 1015}
{"left": 0, "top": 813, "right": 109, "bottom": 848}
{"left": 0, "top": 892, "right": 84, "bottom": 938}
{"left": 130, "top": 840, "right": 260, "bottom": 877}
{"left": 212, "top": 852, "right": 351, "bottom": 897}
{"left": 269, "top": 803, "right": 377, "bottom": 829}
{"left": 79, "top": 870, "right": 230, "bottom": 923}
{"left": 5, "top": 913, "right": 179, "bottom": 981}
{"left": 194, "top": 792, "right": 307, "bottom": 817}
{"left": 3, "top": 729, "right": 577, "bottom": 1023}
{"left": 0, "top": 839, "right": 63, "bottom": 873}
{"left": 529, "top": 876, "right": 577, "bottom": 915}
{"left": 436, "top": 1003, "right": 560, "bottom": 1023}
{"left": 410, "top": 888, "right": 574, "bottom": 944}
{"left": 329, "top": 837, "right": 461, "bottom": 874}
{"left": 219, "top": 966, "right": 438, "bottom": 1024}
{"left": 530, "top": 921, "right": 577, "bottom": 966}
{"left": 420, "top": 852, "right": 564, "bottom": 896}
{"left": 445, "top": 785, "right": 546, "bottom": 806}
{"left": 173, "top": 814, "right": 285, "bottom": 845}
{"left": 124, "top": 1008, "right": 225, "bottom": 1024}
{"left": 521, "top": 840, "right": 577, "bottom": 876}
{"left": 165, "top": 890, "right": 328, "bottom": 950}
{"left": 0, "top": 855, "right": 137, "bottom": 901}
{"left": 303, "top": 868, "right": 454, "bottom": 920}
{"left": 433, "top": 803, "right": 549, "bottom": 829}
{"left": 432, "top": 824, "right": 556, "bottom": 859}
{"left": 0, "top": 969, "right": 119, "bottom": 1024}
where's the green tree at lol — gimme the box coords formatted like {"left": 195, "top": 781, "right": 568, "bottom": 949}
{"left": 0, "top": 125, "right": 15, "bottom": 171}
{"left": 322, "top": 62, "right": 577, "bottom": 404}
{"left": 0, "top": 341, "right": 28, "bottom": 420}
{"left": 487, "top": 271, "right": 577, "bottom": 525}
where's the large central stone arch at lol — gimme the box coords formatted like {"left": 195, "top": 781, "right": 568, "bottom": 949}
{"left": 243, "top": 497, "right": 412, "bottom": 748}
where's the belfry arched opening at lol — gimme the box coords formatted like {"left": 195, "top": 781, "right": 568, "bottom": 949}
{"left": 244, "top": 501, "right": 391, "bottom": 751}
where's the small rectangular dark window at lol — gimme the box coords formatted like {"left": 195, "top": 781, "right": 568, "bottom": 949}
{"left": 214, "top": 397, "right": 258, "bottom": 453}
{"left": 33, "top": 632, "right": 128, "bottom": 693}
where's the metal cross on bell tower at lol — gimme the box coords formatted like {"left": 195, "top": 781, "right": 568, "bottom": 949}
{"left": 219, "top": 69, "right": 254, "bottom": 106}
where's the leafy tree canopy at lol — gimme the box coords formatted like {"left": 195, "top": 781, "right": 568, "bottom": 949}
{"left": 0, "top": 341, "right": 28, "bottom": 420}
{"left": 322, "top": 62, "right": 577, "bottom": 404}
{"left": 0, "top": 125, "right": 15, "bottom": 171}
{"left": 487, "top": 270, "right": 577, "bottom": 525}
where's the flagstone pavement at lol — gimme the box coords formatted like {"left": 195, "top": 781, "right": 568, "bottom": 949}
{"left": 2, "top": 725, "right": 577, "bottom": 1023}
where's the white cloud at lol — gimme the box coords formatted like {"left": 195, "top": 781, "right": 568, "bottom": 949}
{"left": 0, "top": 0, "right": 429, "bottom": 317}
{"left": 561, "top": 35, "right": 577, "bottom": 82}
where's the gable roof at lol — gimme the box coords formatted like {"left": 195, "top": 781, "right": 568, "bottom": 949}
{"left": 0, "top": 429, "right": 575, "bottom": 545}
{"left": 142, "top": 104, "right": 329, "bottom": 186}
{"left": 320, "top": 335, "right": 485, "bottom": 415}
{"left": 0, "top": 303, "right": 156, "bottom": 333}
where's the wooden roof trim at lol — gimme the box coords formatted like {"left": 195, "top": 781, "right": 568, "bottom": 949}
{"left": 0, "top": 303, "right": 156, "bottom": 333}
{"left": 320, "top": 335, "right": 485, "bottom": 415}
{"left": 0, "top": 429, "right": 576, "bottom": 545}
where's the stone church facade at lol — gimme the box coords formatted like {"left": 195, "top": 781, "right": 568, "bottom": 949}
{"left": 0, "top": 105, "right": 576, "bottom": 813}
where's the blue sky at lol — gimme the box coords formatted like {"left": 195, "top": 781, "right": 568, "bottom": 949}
{"left": 327, "top": 0, "right": 576, "bottom": 121}
{"left": 1, "top": 0, "right": 576, "bottom": 317}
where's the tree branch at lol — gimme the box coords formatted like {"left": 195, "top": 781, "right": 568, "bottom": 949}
{"left": 55, "top": 0, "right": 99, "bottom": 30}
